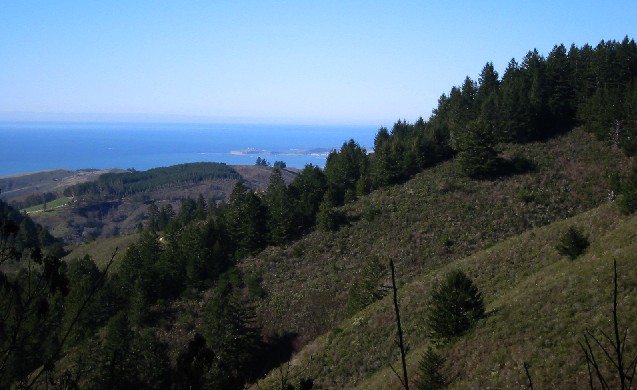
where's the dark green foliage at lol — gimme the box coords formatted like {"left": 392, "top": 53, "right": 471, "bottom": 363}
{"left": 202, "top": 272, "right": 262, "bottom": 389}
{"left": 346, "top": 256, "right": 388, "bottom": 315}
{"left": 62, "top": 255, "right": 108, "bottom": 346}
{"left": 288, "top": 164, "right": 328, "bottom": 229}
{"left": 0, "top": 198, "right": 59, "bottom": 254}
{"left": 315, "top": 194, "right": 346, "bottom": 232}
{"left": 576, "top": 38, "right": 637, "bottom": 155}
{"left": 158, "top": 203, "right": 176, "bottom": 230}
{"left": 416, "top": 347, "right": 447, "bottom": 390}
{"left": 324, "top": 139, "right": 369, "bottom": 205}
{"left": 455, "top": 120, "right": 499, "bottom": 178}
{"left": 0, "top": 254, "right": 68, "bottom": 388}
{"left": 617, "top": 162, "right": 637, "bottom": 214}
{"left": 146, "top": 203, "right": 160, "bottom": 231}
{"left": 117, "top": 217, "right": 231, "bottom": 308}
{"left": 427, "top": 270, "right": 485, "bottom": 340}
{"left": 256, "top": 157, "right": 270, "bottom": 166}
{"left": 274, "top": 160, "right": 287, "bottom": 169}
{"left": 2, "top": 37, "right": 637, "bottom": 388}
{"left": 265, "top": 169, "right": 295, "bottom": 245}
{"left": 224, "top": 182, "right": 268, "bottom": 258}
{"left": 556, "top": 226, "right": 589, "bottom": 260}
{"left": 115, "top": 230, "right": 165, "bottom": 303}
{"left": 174, "top": 333, "right": 216, "bottom": 390}
{"left": 84, "top": 312, "right": 171, "bottom": 389}
{"left": 284, "top": 378, "right": 315, "bottom": 390}
{"left": 64, "top": 162, "right": 239, "bottom": 200}
{"left": 0, "top": 199, "right": 70, "bottom": 387}
{"left": 370, "top": 119, "right": 452, "bottom": 188}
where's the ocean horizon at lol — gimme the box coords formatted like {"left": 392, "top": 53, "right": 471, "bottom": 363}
{"left": 0, "top": 121, "right": 378, "bottom": 177}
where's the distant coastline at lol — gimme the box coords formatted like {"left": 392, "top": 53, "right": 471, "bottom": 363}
{"left": 0, "top": 121, "right": 376, "bottom": 177}
{"left": 229, "top": 147, "right": 332, "bottom": 156}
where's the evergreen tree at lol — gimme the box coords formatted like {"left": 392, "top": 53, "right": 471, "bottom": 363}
{"left": 146, "top": 203, "right": 160, "bottom": 231}
{"left": 324, "top": 139, "right": 369, "bottom": 205}
{"left": 427, "top": 270, "right": 485, "bottom": 340}
{"left": 316, "top": 192, "right": 346, "bottom": 232}
{"left": 500, "top": 58, "right": 532, "bottom": 141}
{"left": 416, "top": 347, "right": 447, "bottom": 390}
{"left": 546, "top": 44, "right": 575, "bottom": 129}
{"left": 288, "top": 164, "right": 328, "bottom": 229}
{"left": 555, "top": 226, "right": 590, "bottom": 260}
{"left": 62, "top": 255, "right": 106, "bottom": 346}
{"left": 456, "top": 119, "right": 499, "bottom": 178}
{"left": 224, "top": 182, "right": 267, "bottom": 258}
{"left": 265, "top": 169, "right": 294, "bottom": 245}
{"left": 177, "top": 197, "right": 197, "bottom": 226}
{"left": 86, "top": 312, "right": 170, "bottom": 389}
{"left": 195, "top": 193, "right": 208, "bottom": 220}
{"left": 202, "top": 273, "right": 262, "bottom": 389}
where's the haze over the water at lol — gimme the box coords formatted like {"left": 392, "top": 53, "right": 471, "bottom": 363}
{"left": 1, "top": 1, "right": 636, "bottom": 127}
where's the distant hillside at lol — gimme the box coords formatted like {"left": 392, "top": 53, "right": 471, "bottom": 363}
{"left": 62, "top": 162, "right": 240, "bottom": 200}
{"left": 0, "top": 169, "right": 120, "bottom": 202}
{"left": 11, "top": 163, "right": 298, "bottom": 243}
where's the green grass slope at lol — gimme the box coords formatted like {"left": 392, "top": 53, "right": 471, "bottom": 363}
{"left": 240, "top": 128, "right": 630, "bottom": 347}
{"left": 255, "top": 203, "right": 637, "bottom": 389}
{"left": 63, "top": 233, "right": 139, "bottom": 271}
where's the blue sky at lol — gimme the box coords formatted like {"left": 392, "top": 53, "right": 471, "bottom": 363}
{"left": 1, "top": 1, "right": 636, "bottom": 126}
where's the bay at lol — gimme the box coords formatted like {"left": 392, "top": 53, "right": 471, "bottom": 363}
{"left": 0, "top": 121, "right": 377, "bottom": 177}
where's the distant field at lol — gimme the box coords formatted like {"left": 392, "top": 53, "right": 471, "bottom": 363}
{"left": 23, "top": 197, "right": 69, "bottom": 213}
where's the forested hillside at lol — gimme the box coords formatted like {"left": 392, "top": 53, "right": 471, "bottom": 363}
{"left": 1, "top": 37, "right": 637, "bottom": 389}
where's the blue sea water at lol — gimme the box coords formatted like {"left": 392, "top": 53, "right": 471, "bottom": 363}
{"left": 0, "top": 121, "right": 378, "bottom": 177}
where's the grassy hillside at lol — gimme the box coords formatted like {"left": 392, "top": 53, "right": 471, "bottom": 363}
{"left": 63, "top": 233, "right": 139, "bottom": 271}
{"left": 254, "top": 202, "right": 636, "bottom": 388}
{"left": 240, "top": 128, "right": 629, "bottom": 348}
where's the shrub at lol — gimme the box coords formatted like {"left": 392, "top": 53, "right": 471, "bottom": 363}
{"left": 556, "top": 226, "right": 589, "bottom": 260}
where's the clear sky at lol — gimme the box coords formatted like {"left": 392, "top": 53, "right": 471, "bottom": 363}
{"left": 1, "top": 1, "right": 636, "bottom": 126}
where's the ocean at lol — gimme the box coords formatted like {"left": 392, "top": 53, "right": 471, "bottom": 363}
{"left": 0, "top": 121, "right": 378, "bottom": 177}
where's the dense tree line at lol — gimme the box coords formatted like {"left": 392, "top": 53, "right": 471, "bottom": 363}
{"left": 63, "top": 162, "right": 239, "bottom": 200}
{"left": 322, "top": 37, "right": 637, "bottom": 185}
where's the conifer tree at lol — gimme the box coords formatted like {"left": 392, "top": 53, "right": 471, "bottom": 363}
{"left": 265, "top": 169, "right": 294, "bottom": 245}
{"left": 427, "top": 270, "right": 485, "bottom": 340}
{"left": 202, "top": 273, "right": 262, "bottom": 389}
{"left": 416, "top": 347, "right": 447, "bottom": 390}
{"left": 456, "top": 119, "right": 499, "bottom": 178}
